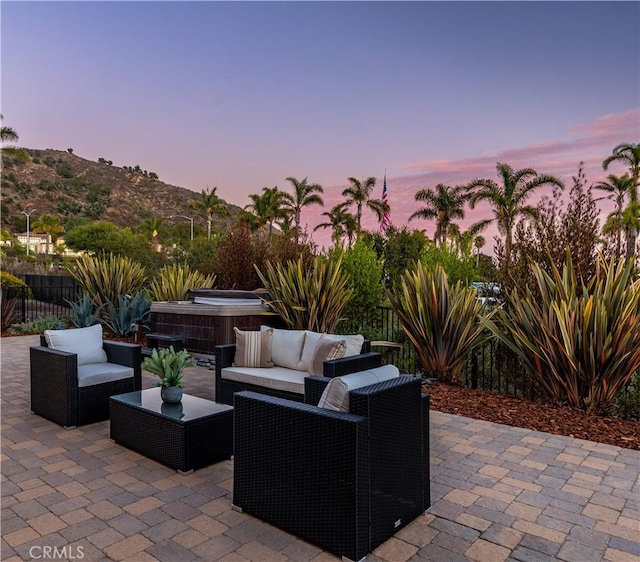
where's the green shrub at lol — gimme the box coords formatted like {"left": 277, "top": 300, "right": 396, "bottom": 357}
{"left": 8, "top": 316, "right": 66, "bottom": 335}
{"left": 256, "top": 255, "right": 354, "bottom": 333}
{"left": 388, "top": 263, "right": 492, "bottom": 383}
{"left": 482, "top": 255, "right": 640, "bottom": 414}
{"left": 335, "top": 239, "right": 384, "bottom": 334}
{"left": 56, "top": 164, "right": 74, "bottom": 178}
{"left": 1, "top": 271, "right": 28, "bottom": 298}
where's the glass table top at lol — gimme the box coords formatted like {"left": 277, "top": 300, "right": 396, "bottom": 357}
{"left": 112, "top": 388, "right": 232, "bottom": 422}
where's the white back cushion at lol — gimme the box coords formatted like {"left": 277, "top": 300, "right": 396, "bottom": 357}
{"left": 298, "top": 330, "right": 325, "bottom": 371}
{"left": 45, "top": 324, "right": 108, "bottom": 366}
{"left": 261, "top": 326, "right": 306, "bottom": 370}
{"left": 317, "top": 364, "right": 400, "bottom": 412}
{"left": 324, "top": 334, "right": 364, "bottom": 357}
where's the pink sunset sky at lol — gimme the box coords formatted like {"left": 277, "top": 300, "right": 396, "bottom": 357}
{"left": 2, "top": 2, "right": 639, "bottom": 251}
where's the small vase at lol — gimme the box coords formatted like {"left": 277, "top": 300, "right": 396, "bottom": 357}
{"left": 161, "top": 386, "right": 183, "bottom": 404}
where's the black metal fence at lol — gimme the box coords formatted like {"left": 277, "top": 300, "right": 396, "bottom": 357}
{"left": 13, "top": 275, "right": 82, "bottom": 323}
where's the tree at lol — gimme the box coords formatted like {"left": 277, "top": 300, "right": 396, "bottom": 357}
{"left": 603, "top": 143, "right": 640, "bottom": 260}
{"left": 409, "top": 184, "right": 468, "bottom": 246}
{"left": 281, "top": 176, "right": 324, "bottom": 242}
{"left": 314, "top": 202, "right": 357, "bottom": 247}
{"left": 31, "top": 214, "right": 64, "bottom": 256}
{"left": 190, "top": 187, "right": 228, "bottom": 239}
{"left": 594, "top": 174, "right": 634, "bottom": 259}
{"left": 474, "top": 235, "right": 485, "bottom": 267}
{"left": 342, "top": 176, "right": 387, "bottom": 233}
{"left": 245, "top": 186, "right": 286, "bottom": 236}
{"left": 0, "top": 115, "right": 18, "bottom": 143}
{"left": 468, "top": 162, "right": 564, "bottom": 264}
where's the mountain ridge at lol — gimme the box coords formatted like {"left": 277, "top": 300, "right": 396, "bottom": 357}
{"left": 1, "top": 148, "right": 240, "bottom": 232}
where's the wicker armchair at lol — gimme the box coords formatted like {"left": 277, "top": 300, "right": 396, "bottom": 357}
{"left": 30, "top": 335, "right": 142, "bottom": 428}
{"left": 233, "top": 375, "right": 430, "bottom": 562}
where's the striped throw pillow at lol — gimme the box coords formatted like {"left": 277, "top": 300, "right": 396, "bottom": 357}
{"left": 233, "top": 328, "right": 274, "bottom": 368}
{"left": 308, "top": 336, "right": 346, "bottom": 376}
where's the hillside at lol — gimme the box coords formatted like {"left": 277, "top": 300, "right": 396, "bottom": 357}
{"left": 0, "top": 148, "right": 240, "bottom": 232}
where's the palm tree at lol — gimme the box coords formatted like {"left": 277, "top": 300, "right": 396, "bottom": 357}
{"left": 594, "top": 174, "right": 634, "bottom": 259}
{"left": 281, "top": 176, "right": 324, "bottom": 242}
{"left": 314, "top": 202, "right": 357, "bottom": 247}
{"left": 409, "top": 184, "right": 469, "bottom": 246}
{"left": 245, "top": 186, "right": 286, "bottom": 236}
{"left": 468, "top": 163, "right": 564, "bottom": 264}
{"left": 0, "top": 115, "right": 18, "bottom": 143}
{"left": 342, "top": 177, "right": 387, "bottom": 233}
{"left": 474, "top": 235, "right": 485, "bottom": 267}
{"left": 603, "top": 143, "right": 640, "bottom": 259}
{"left": 31, "top": 214, "right": 64, "bottom": 256}
{"left": 190, "top": 187, "right": 228, "bottom": 239}
{"left": 137, "top": 216, "right": 165, "bottom": 242}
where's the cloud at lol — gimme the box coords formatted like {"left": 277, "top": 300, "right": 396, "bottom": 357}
{"left": 304, "top": 108, "right": 637, "bottom": 251}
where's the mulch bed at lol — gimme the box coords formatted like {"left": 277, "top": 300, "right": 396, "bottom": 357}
{"left": 424, "top": 380, "right": 640, "bottom": 451}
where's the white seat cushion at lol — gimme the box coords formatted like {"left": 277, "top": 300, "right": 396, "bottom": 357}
{"left": 323, "top": 334, "right": 364, "bottom": 357}
{"left": 221, "top": 366, "right": 307, "bottom": 395}
{"left": 45, "top": 324, "right": 108, "bottom": 366}
{"left": 317, "top": 365, "right": 400, "bottom": 412}
{"left": 77, "top": 362, "right": 135, "bottom": 388}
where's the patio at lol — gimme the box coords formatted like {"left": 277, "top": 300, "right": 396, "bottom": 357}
{"left": 2, "top": 335, "right": 639, "bottom": 562}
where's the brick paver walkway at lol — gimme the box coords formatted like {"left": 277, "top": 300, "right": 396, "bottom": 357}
{"left": 2, "top": 335, "right": 639, "bottom": 561}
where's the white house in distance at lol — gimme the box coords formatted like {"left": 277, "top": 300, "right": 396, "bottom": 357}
{"left": 7, "top": 233, "right": 82, "bottom": 257}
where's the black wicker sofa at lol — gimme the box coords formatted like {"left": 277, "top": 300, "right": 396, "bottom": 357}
{"left": 233, "top": 374, "right": 431, "bottom": 562}
{"left": 214, "top": 338, "right": 380, "bottom": 405}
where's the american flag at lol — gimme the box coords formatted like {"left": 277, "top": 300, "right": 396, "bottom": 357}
{"left": 380, "top": 172, "right": 391, "bottom": 232}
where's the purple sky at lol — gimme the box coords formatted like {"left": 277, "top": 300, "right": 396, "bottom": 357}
{"left": 2, "top": 1, "right": 639, "bottom": 250}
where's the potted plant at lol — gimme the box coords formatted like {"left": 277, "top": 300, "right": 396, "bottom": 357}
{"left": 142, "top": 345, "right": 195, "bottom": 403}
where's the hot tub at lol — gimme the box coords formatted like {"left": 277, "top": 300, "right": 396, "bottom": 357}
{"left": 150, "top": 290, "right": 282, "bottom": 355}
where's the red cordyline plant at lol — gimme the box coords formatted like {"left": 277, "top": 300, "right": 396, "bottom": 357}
{"left": 482, "top": 254, "right": 640, "bottom": 414}
{"left": 387, "top": 263, "right": 493, "bottom": 384}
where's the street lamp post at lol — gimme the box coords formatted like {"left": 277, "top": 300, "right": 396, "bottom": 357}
{"left": 170, "top": 215, "right": 194, "bottom": 240}
{"left": 21, "top": 208, "right": 37, "bottom": 256}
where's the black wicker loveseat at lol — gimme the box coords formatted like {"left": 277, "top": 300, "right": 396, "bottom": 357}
{"left": 233, "top": 374, "right": 430, "bottom": 562}
{"left": 214, "top": 339, "right": 380, "bottom": 405}
{"left": 30, "top": 333, "right": 142, "bottom": 428}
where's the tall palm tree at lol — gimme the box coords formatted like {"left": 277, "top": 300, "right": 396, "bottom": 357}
{"left": 0, "top": 115, "right": 18, "bottom": 143}
{"left": 281, "top": 176, "right": 324, "bottom": 242}
{"left": 409, "top": 183, "right": 469, "bottom": 246}
{"left": 468, "top": 163, "right": 564, "bottom": 264}
{"left": 137, "top": 216, "right": 165, "bottom": 241}
{"left": 245, "top": 186, "right": 286, "bottom": 236}
{"left": 474, "top": 235, "right": 485, "bottom": 267}
{"left": 314, "top": 202, "right": 357, "bottom": 247}
{"left": 594, "top": 174, "right": 634, "bottom": 259}
{"left": 603, "top": 143, "right": 640, "bottom": 259}
{"left": 342, "top": 176, "right": 387, "bottom": 233}
{"left": 190, "top": 187, "right": 228, "bottom": 239}
{"left": 31, "top": 214, "right": 64, "bottom": 256}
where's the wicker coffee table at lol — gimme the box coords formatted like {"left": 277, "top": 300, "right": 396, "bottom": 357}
{"left": 110, "top": 388, "right": 233, "bottom": 474}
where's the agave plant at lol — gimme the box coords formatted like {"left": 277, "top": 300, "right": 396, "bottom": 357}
{"left": 147, "top": 263, "right": 216, "bottom": 302}
{"left": 387, "top": 263, "right": 492, "bottom": 384}
{"left": 142, "top": 346, "right": 195, "bottom": 388}
{"left": 255, "top": 255, "right": 354, "bottom": 333}
{"left": 66, "top": 292, "right": 106, "bottom": 328}
{"left": 482, "top": 254, "right": 640, "bottom": 413}
{"left": 67, "top": 254, "right": 147, "bottom": 307}
{"left": 102, "top": 291, "right": 151, "bottom": 337}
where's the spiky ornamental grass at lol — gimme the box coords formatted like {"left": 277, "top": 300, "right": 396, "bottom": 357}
{"left": 387, "top": 263, "right": 493, "bottom": 384}
{"left": 255, "top": 255, "right": 354, "bottom": 333}
{"left": 67, "top": 253, "right": 147, "bottom": 307}
{"left": 142, "top": 346, "right": 195, "bottom": 388}
{"left": 482, "top": 255, "right": 640, "bottom": 414}
{"left": 147, "top": 263, "right": 216, "bottom": 302}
